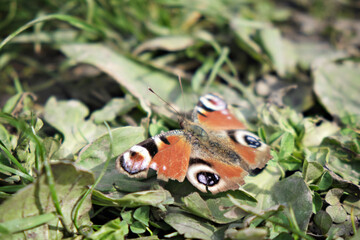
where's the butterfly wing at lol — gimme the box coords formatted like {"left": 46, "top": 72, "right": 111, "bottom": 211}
{"left": 184, "top": 128, "right": 271, "bottom": 194}
{"left": 185, "top": 94, "right": 272, "bottom": 193}
{"left": 116, "top": 130, "right": 191, "bottom": 182}
{"left": 195, "top": 93, "right": 271, "bottom": 169}
{"left": 193, "top": 93, "right": 246, "bottom": 130}
{"left": 186, "top": 157, "right": 247, "bottom": 193}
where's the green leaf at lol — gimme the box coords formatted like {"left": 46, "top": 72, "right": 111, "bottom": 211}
{"left": 43, "top": 137, "right": 61, "bottom": 160}
{"left": 206, "top": 191, "right": 255, "bottom": 223}
{"left": 164, "top": 212, "right": 217, "bottom": 240}
{"left": 322, "top": 137, "right": 360, "bottom": 163}
{"left": 313, "top": 61, "right": 360, "bottom": 119}
{"left": 44, "top": 97, "right": 106, "bottom": 157}
{"left": 271, "top": 175, "right": 313, "bottom": 230}
{"left": 326, "top": 170, "right": 360, "bottom": 199}
{"left": 77, "top": 127, "right": 149, "bottom": 193}
{"left": 0, "top": 213, "right": 57, "bottom": 234}
{"left": 305, "top": 148, "right": 330, "bottom": 166}
{"left": 0, "top": 162, "right": 94, "bottom": 239}
{"left": 314, "top": 210, "right": 332, "bottom": 234}
{"left": 230, "top": 18, "right": 264, "bottom": 62}
{"left": 328, "top": 219, "right": 355, "bottom": 239}
{"left": 259, "top": 28, "right": 286, "bottom": 76}
{"left": 327, "top": 155, "right": 360, "bottom": 183}
{"left": 60, "top": 43, "right": 195, "bottom": 114}
{"left": 295, "top": 41, "right": 344, "bottom": 69}
{"left": 91, "top": 96, "right": 137, "bottom": 124}
{"left": 312, "top": 192, "right": 323, "bottom": 214}
{"left": 303, "top": 118, "right": 339, "bottom": 147}
{"left": 321, "top": 135, "right": 360, "bottom": 184}
{"left": 244, "top": 165, "right": 282, "bottom": 210}
{"left": 133, "top": 206, "right": 150, "bottom": 227}
{"left": 78, "top": 127, "right": 145, "bottom": 168}
{"left": 343, "top": 195, "right": 360, "bottom": 216}
{"left": 228, "top": 195, "right": 285, "bottom": 230}
{"left": 225, "top": 227, "right": 268, "bottom": 240}
{"left": 268, "top": 131, "right": 283, "bottom": 145}
{"left": 149, "top": 120, "right": 169, "bottom": 137}
{"left": 181, "top": 192, "right": 251, "bottom": 224}
{"left": 325, "top": 188, "right": 344, "bottom": 205}
{"left": 92, "top": 189, "right": 174, "bottom": 211}
{"left": 1, "top": 93, "right": 22, "bottom": 114}
{"left": 273, "top": 232, "right": 293, "bottom": 240}
{"left": 260, "top": 105, "right": 303, "bottom": 137}
{"left": 120, "top": 210, "right": 133, "bottom": 224}
{"left": 90, "top": 218, "right": 129, "bottom": 240}
{"left": 182, "top": 192, "right": 213, "bottom": 220}
{"left": 130, "top": 221, "right": 146, "bottom": 234}
{"left": 0, "top": 125, "right": 12, "bottom": 151}
{"left": 326, "top": 205, "right": 347, "bottom": 223}
{"left": 317, "top": 171, "right": 333, "bottom": 191}
{"left": 303, "top": 161, "right": 324, "bottom": 184}
{"left": 279, "top": 132, "right": 295, "bottom": 160}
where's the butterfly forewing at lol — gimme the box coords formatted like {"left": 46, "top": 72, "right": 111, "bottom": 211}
{"left": 116, "top": 130, "right": 191, "bottom": 182}
{"left": 194, "top": 93, "right": 246, "bottom": 130}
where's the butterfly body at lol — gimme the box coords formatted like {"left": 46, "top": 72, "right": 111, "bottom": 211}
{"left": 116, "top": 94, "right": 271, "bottom": 194}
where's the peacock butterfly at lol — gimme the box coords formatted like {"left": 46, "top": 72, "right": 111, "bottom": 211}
{"left": 116, "top": 93, "right": 271, "bottom": 194}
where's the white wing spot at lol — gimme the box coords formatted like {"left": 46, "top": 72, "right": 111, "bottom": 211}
{"left": 221, "top": 110, "right": 228, "bottom": 115}
{"left": 150, "top": 162, "right": 158, "bottom": 170}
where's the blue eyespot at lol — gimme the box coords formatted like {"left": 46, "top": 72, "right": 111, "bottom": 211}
{"left": 245, "top": 135, "right": 261, "bottom": 148}
{"left": 197, "top": 172, "right": 220, "bottom": 186}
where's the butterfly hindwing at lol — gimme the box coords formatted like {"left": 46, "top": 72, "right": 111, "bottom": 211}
{"left": 186, "top": 157, "right": 247, "bottom": 193}
{"left": 194, "top": 93, "right": 271, "bottom": 169}
{"left": 226, "top": 129, "right": 271, "bottom": 170}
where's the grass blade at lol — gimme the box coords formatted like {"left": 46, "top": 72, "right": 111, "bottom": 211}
{"left": 0, "top": 14, "right": 101, "bottom": 50}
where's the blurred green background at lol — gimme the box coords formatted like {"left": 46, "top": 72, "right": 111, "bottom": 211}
{"left": 0, "top": 1, "right": 360, "bottom": 239}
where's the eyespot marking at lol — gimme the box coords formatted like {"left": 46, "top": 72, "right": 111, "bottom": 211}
{"left": 228, "top": 130, "right": 263, "bottom": 149}
{"left": 244, "top": 135, "right": 261, "bottom": 148}
{"left": 197, "top": 172, "right": 220, "bottom": 186}
{"left": 186, "top": 162, "right": 239, "bottom": 193}
{"left": 198, "top": 94, "right": 227, "bottom": 112}
{"left": 120, "top": 145, "right": 151, "bottom": 174}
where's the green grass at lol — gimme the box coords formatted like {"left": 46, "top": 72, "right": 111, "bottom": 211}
{"left": 0, "top": 0, "right": 360, "bottom": 239}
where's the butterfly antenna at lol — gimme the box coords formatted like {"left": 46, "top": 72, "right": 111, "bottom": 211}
{"left": 148, "top": 88, "right": 180, "bottom": 117}
{"left": 177, "top": 75, "right": 187, "bottom": 119}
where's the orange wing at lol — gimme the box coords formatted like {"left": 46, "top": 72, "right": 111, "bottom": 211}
{"left": 151, "top": 133, "right": 191, "bottom": 182}
{"left": 186, "top": 157, "right": 248, "bottom": 194}
{"left": 194, "top": 93, "right": 245, "bottom": 130}
{"left": 116, "top": 130, "right": 191, "bottom": 182}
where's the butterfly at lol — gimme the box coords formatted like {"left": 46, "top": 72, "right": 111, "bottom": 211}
{"left": 116, "top": 93, "right": 271, "bottom": 194}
